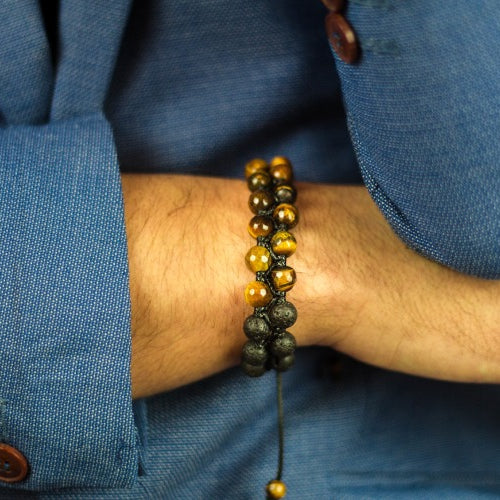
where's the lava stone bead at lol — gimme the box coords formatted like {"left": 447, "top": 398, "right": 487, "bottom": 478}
{"left": 242, "top": 341, "right": 269, "bottom": 365}
{"left": 270, "top": 332, "right": 296, "bottom": 358}
{"left": 241, "top": 362, "right": 266, "bottom": 377}
{"left": 268, "top": 301, "right": 297, "bottom": 329}
{"left": 243, "top": 315, "right": 271, "bottom": 342}
{"left": 272, "top": 353, "right": 295, "bottom": 372}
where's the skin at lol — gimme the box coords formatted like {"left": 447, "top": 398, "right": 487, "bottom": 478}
{"left": 122, "top": 174, "right": 500, "bottom": 399}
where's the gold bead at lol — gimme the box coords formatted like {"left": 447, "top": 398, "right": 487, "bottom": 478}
{"left": 266, "top": 479, "right": 287, "bottom": 499}
{"left": 248, "top": 215, "right": 274, "bottom": 239}
{"left": 271, "top": 266, "right": 296, "bottom": 292}
{"left": 248, "top": 190, "right": 274, "bottom": 214}
{"left": 269, "top": 163, "right": 293, "bottom": 184}
{"left": 270, "top": 156, "right": 291, "bottom": 168}
{"left": 247, "top": 171, "right": 272, "bottom": 191}
{"left": 273, "top": 203, "right": 299, "bottom": 228}
{"left": 244, "top": 281, "right": 272, "bottom": 307}
{"left": 245, "top": 158, "right": 268, "bottom": 179}
{"left": 271, "top": 231, "right": 297, "bottom": 256}
{"left": 245, "top": 246, "right": 272, "bottom": 272}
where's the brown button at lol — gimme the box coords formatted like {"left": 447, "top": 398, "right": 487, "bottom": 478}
{"left": 325, "top": 12, "right": 359, "bottom": 64}
{"left": 0, "top": 443, "right": 29, "bottom": 483}
{"left": 320, "top": 0, "right": 345, "bottom": 12}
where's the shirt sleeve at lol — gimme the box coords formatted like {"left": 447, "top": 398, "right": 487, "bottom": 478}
{"left": 0, "top": 112, "right": 140, "bottom": 491}
{"left": 0, "top": 0, "right": 143, "bottom": 491}
{"left": 328, "top": 0, "right": 500, "bottom": 279}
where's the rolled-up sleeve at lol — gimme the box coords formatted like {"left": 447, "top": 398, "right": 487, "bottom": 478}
{"left": 0, "top": 112, "right": 140, "bottom": 490}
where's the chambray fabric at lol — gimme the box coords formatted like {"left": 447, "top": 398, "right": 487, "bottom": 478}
{"left": 0, "top": 0, "right": 139, "bottom": 493}
{"left": 0, "top": 114, "right": 138, "bottom": 491}
{"left": 1, "top": 0, "right": 499, "bottom": 498}
{"left": 106, "top": 0, "right": 360, "bottom": 184}
{"left": 0, "top": 0, "right": 52, "bottom": 125}
{"left": 50, "top": 0, "right": 133, "bottom": 121}
{"left": 9, "top": 349, "right": 500, "bottom": 499}
{"left": 335, "top": 0, "right": 500, "bottom": 279}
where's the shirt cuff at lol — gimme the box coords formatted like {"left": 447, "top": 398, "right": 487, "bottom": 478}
{"left": 0, "top": 112, "right": 139, "bottom": 490}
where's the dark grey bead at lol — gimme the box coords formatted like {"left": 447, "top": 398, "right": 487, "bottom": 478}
{"left": 242, "top": 341, "right": 269, "bottom": 366}
{"left": 241, "top": 362, "right": 266, "bottom": 377}
{"left": 268, "top": 302, "right": 297, "bottom": 329}
{"left": 243, "top": 315, "right": 271, "bottom": 342}
{"left": 274, "top": 354, "right": 295, "bottom": 372}
{"left": 270, "top": 332, "right": 296, "bottom": 358}
{"left": 275, "top": 185, "right": 297, "bottom": 204}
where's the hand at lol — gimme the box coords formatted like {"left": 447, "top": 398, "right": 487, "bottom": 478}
{"left": 302, "top": 183, "right": 500, "bottom": 383}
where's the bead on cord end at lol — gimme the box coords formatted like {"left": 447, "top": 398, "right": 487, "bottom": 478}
{"left": 266, "top": 479, "right": 287, "bottom": 499}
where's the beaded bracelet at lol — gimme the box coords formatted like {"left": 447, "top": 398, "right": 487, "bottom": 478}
{"left": 241, "top": 156, "right": 299, "bottom": 500}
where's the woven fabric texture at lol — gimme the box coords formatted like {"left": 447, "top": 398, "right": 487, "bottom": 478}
{"left": 1, "top": 0, "right": 499, "bottom": 498}
{"left": 334, "top": 0, "right": 500, "bottom": 278}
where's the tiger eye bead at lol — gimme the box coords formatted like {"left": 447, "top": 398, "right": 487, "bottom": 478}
{"left": 245, "top": 281, "right": 272, "bottom": 307}
{"left": 270, "top": 156, "right": 291, "bottom": 168}
{"left": 245, "top": 158, "right": 268, "bottom": 179}
{"left": 273, "top": 203, "right": 299, "bottom": 228}
{"left": 247, "top": 171, "right": 272, "bottom": 191}
{"left": 245, "top": 246, "right": 272, "bottom": 272}
{"left": 270, "top": 163, "right": 293, "bottom": 184}
{"left": 266, "top": 480, "right": 287, "bottom": 499}
{"left": 271, "top": 231, "right": 297, "bottom": 256}
{"left": 271, "top": 266, "right": 296, "bottom": 292}
{"left": 248, "top": 190, "right": 274, "bottom": 214}
{"left": 274, "top": 184, "right": 297, "bottom": 204}
{"left": 248, "top": 215, "right": 274, "bottom": 238}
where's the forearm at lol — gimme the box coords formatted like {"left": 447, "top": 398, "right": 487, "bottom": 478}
{"left": 123, "top": 174, "right": 247, "bottom": 398}
{"left": 122, "top": 174, "right": 339, "bottom": 398}
{"left": 122, "top": 174, "right": 500, "bottom": 399}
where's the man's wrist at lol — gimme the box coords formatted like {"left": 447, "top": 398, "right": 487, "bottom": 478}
{"left": 123, "top": 174, "right": 251, "bottom": 398}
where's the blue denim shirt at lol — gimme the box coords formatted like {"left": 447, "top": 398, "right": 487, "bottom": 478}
{"left": 0, "top": 0, "right": 499, "bottom": 498}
